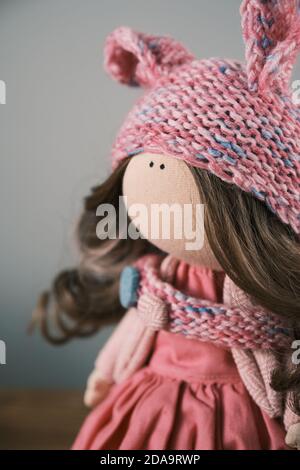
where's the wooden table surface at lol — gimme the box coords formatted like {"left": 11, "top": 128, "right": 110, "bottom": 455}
{"left": 0, "top": 390, "right": 88, "bottom": 450}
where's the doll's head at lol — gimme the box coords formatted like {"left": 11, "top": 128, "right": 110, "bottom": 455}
{"left": 122, "top": 152, "right": 221, "bottom": 269}
{"left": 34, "top": 1, "right": 300, "bottom": 411}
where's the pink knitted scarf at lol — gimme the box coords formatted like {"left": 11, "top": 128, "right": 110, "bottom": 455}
{"left": 120, "top": 254, "right": 292, "bottom": 351}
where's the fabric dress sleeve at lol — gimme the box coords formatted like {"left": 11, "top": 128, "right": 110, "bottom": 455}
{"left": 84, "top": 307, "right": 157, "bottom": 407}
{"left": 224, "top": 275, "right": 300, "bottom": 449}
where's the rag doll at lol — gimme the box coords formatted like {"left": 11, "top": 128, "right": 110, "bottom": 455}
{"left": 35, "top": 0, "right": 300, "bottom": 450}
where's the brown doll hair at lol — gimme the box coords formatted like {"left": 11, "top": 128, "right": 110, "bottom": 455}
{"left": 32, "top": 158, "right": 300, "bottom": 413}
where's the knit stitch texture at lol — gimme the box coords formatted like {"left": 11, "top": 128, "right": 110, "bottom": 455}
{"left": 122, "top": 254, "right": 292, "bottom": 350}
{"left": 104, "top": 0, "right": 300, "bottom": 234}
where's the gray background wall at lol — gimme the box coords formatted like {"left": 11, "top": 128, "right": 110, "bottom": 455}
{"left": 0, "top": 0, "right": 298, "bottom": 388}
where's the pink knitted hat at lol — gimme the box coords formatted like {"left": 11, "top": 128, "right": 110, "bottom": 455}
{"left": 104, "top": 0, "right": 300, "bottom": 234}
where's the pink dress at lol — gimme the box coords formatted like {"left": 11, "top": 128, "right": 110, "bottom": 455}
{"left": 73, "top": 262, "right": 287, "bottom": 450}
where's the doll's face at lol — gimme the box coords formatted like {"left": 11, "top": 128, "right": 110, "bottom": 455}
{"left": 122, "top": 153, "right": 222, "bottom": 270}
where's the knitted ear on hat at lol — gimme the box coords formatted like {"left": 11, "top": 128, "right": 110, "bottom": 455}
{"left": 104, "top": 26, "right": 194, "bottom": 88}
{"left": 241, "top": 0, "right": 300, "bottom": 93}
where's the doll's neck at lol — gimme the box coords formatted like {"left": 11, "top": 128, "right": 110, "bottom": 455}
{"left": 160, "top": 255, "right": 225, "bottom": 302}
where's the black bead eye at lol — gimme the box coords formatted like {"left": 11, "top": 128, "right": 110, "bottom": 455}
{"left": 160, "top": 164, "right": 165, "bottom": 170}
{"left": 149, "top": 161, "right": 154, "bottom": 168}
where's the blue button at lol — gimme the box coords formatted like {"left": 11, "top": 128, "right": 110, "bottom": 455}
{"left": 119, "top": 266, "right": 140, "bottom": 308}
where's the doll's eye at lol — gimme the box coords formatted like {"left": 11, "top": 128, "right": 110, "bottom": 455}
{"left": 149, "top": 161, "right": 154, "bottom": 168}
{"left": 160, "top": 164, "right": 165, "bottom": 170}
